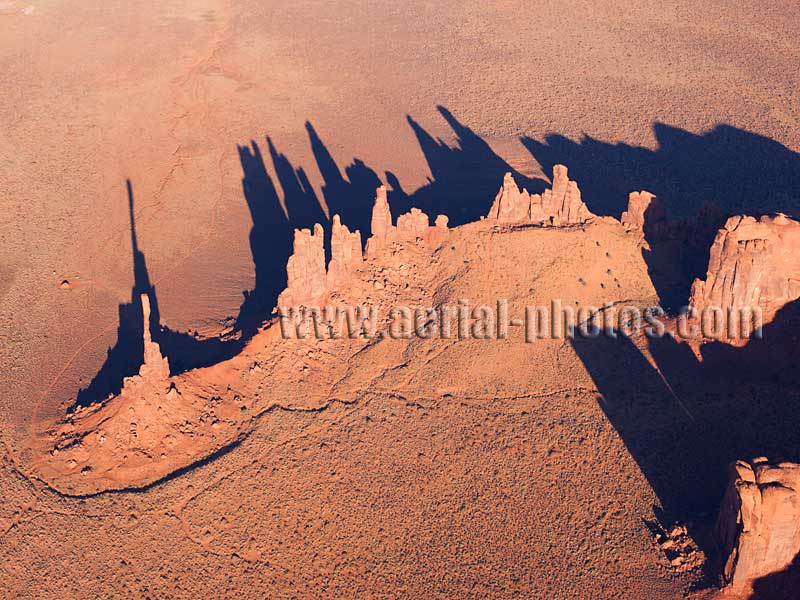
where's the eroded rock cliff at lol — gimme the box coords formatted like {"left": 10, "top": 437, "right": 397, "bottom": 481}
{"left": 689, "top": 214, "right": 800, "bottom": 323}
{"left": 716, "top": 458, "right": 800, "bottom": 591}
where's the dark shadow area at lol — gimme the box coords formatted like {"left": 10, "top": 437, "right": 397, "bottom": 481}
{"left": 571, "top": 299, "right": 800, "bottom": 556}
{"left": 391, "top": 105, "right": 546, "bottom": 225}
{"left": 522, "top": 123, "right": 800, "bottom": 221}
{"left": 306, "top": 122, "right": 381, "bottom": 246}
{"left": 749, "top": 550, "right": 800, "bottom": 600}
{"left": 523, "top": 124, "right": 800, "bottom": 309}
{"left": 76, "top": 181, "right": 246, "bottom": 408}
{"left": 304, "top": 106, "right": 546, "bottom": 234}
{"left": 234, "top": 140, "right": 293, "bottom": 336}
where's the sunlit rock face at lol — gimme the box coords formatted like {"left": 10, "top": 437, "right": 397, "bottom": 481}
{"left": 716, "top": 458, "right": 800, "bottom": 591}
{"left": 690, "top": 214, "right": 800, "bottom": 323}
{"left": 487, "top": 165, "right": 593, "bottom": 226}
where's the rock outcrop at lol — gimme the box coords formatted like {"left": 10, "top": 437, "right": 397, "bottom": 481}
{"left": 487, "top": 166, "right": 593, "bottom": 226}
{"left": 277, "top": 223, "right": 327, "bottom": 307}
{"left": 280, "top": 187, "right": 449, "bottom": 307}
{"left": 716, "top": 458, "right": 800, "bottom": 591}
{"left": 621, "top": 191, "right": 667, "bottom": 235}
{"left": 365, "top": 186, "right": 449, "bottom": 257}
{"left": 689, "top": 214, "right": 800, "bottom": 323}
{"left": 327, "top": 215, "right": 362, "bottom": 289}
{"left": 366, "top": 185, "right": 393, "bottom": 255}
{"left": 34, "top": 293, "right": 243, "bottom": 495}
{"left": 136, "top": 293, "right": 170, "bottom": 383}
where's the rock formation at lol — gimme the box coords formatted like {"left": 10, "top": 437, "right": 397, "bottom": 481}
{"left": 34, "top": 293, "right": 241, "bottom": 495}
{"left": 716, "top": 458, "right": 800, "bottom": 591}
{"left": 327, "top": 215, "right": 362, "bottom": 289}
{"left": 277, "top": 223, "right": 326, "bottom": 307}
{"left": 136, "top": 293, "right": 170, "bottom": 383}
{"left": 689, "top": 214, "right": 800, "bottom": 324}
{"left": 621, "top": 191, "right": 667, "bottom": 235}
{"left": 488, "top": 173, "right": 532, "bottom": 223}
{"left": 487, "top": 166, "right": 593, "bottom": 226}
{"left": 365, "top": 185, "right": 393, "bottom": 255}
{"left": 365, "top": 186, "right": 449, "bottom": 257}
{"left": 280, "top": 187, "right": 449, "bottom": 306}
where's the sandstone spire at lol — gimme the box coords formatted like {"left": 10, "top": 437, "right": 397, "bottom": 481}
{"left": 327, "top": 215, "right": 362, "bottom": 289}
{"left": 365, "top": 185, "right": 449, "bottom": 256}
{"left": 621, "top": 191, "right": 667, "bottom": 235}
{"left": 135, "top": 293, "right": 169, "bottom": 383}
{"left": 366, "top": 185, "right": 392, "bottom": 256}
{"left": 487, "top": 166, "right": 593, "bottom": 226}
{"left": 539, "top": 165, "right": 592, "bottom": 225}
{"left": 488, "top": 173, "right": 531, "bottom": 223}
{"left": 278, "top": 223, "right": 326, "bottom": 307}
{"left": 716, "top": 458, "right": 800, "bottom": 591}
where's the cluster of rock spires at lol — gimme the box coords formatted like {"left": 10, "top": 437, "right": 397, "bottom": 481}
{"left": 689, "top": 214, "right": 800, "bottom": 323}
{"left": 34, "top": 165, "right": 800, "bottom": 590}
{"left": 280, "top": 165, "right": 597, "bottom": 308}
{"left": 278, "top": 185, "right": 449, "bottom": 307}
{"left": 716, "top": 459, "right": 800, "bottom": 592}
{"left": 365, "top": 185, "right": 449, "bottom": 256}
{"left": 487, "top": 165, "right": 593, "bottom": 226}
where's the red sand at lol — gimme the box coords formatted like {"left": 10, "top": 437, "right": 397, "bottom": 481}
{"left": 2, "top": 1, "right": 800, "bottom": 598}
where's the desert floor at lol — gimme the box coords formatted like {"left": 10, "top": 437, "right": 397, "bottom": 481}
{"left": 1, "top": 1, "right": 799, "bottom": 598}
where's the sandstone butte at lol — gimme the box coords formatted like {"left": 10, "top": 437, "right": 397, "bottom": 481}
{"left": 25, "top": 165, "right": 800, "bottom": 594}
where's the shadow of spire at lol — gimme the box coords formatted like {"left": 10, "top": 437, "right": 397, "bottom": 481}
{"left": 75, "top": 181, "right": 247, "bottom": 408}
{"left": 305, "top": 121, "right": 381, "bottom": 245}
{"left": 234, "top": 140, "right": 293, "bottom": 335}
{"left": 397, "top": 106, "right": 546, "bottom": 225}
{"left": 75, "top": 181, "right": 151, "bottom": 407}
{"left": 522, "top": 123, "right": 800, "bottom": 221}
{"left": 523, "top": 124, "right": 800, "bottom": 311}
{"left": 267, "top": 135, "right": 328, "bottom": 231}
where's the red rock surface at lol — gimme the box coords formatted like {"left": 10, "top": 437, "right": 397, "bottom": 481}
{"left": 716, "top": 458, "right": 800, "bottom": 592}
{"left": 327, "top": 214, "right": 362, "bottom": 289}
{"left": 689, "top": 214, "right": 800, "bottom": 323}
{"left": 621, "top": 191, "right": 666, "bottom": 234}
{"left": 487, "top": 165, "right": 593, "bottom": 226}
{"left": 3, "top": 2, "right": 800, "bottom": 598}
{"left": 278, "top": 224, "right": 327, "bottom": 307}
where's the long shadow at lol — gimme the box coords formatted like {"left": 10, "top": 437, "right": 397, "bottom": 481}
{"left": 571, "top": 300, "right": 800, "bottom": 548}
{"left": 306, "top": 106, "right": 547, "bottom": 233}
{"left": 234, "top": 140, "right": 294, "bottom": 335}
{"left": 392, "top": 106, "right": 547, "bottom": 225}
{"left": 78, "top": 134, "right": 335, "bottom": 406}
{"left": 76, "top": 182, "right": 245, "bottom": 407}
{"left": 306, "top": 122, "right": 380, "bottom": 246}
{"left": 523, "top": 125, "right": 800, "bottom": 310}
{"left": 522, "top": 124, "right": 800, "bottom": 220}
